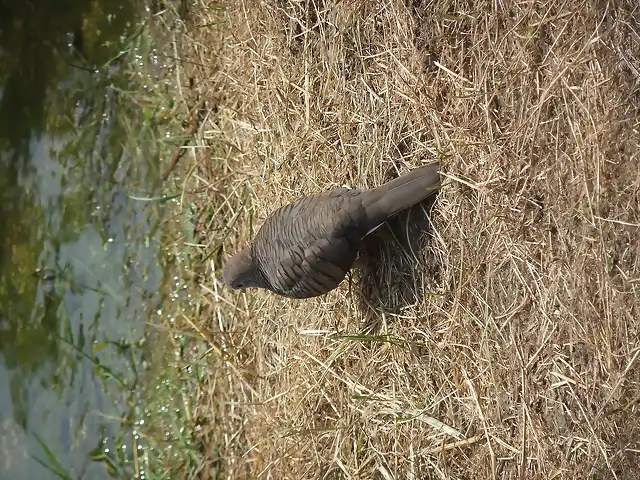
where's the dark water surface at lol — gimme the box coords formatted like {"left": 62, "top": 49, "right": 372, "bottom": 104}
{"left": 0, "top": 2, "right": 173, "bottom": 478}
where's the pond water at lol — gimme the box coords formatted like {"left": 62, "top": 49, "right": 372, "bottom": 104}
{"left": 0, "top": 2, "right": 176, "bottom": 478}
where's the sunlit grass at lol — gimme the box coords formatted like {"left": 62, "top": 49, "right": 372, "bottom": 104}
{"left": 160, "top": 0, "right": 640, "bottom": 478}
{"left": 82, "top": 0, "right": 640, "bottom": 478}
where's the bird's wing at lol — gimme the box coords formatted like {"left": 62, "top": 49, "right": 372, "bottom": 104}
{"left": 253, "top": 189, "right": 366, "bottom": 298}
{"left": 275, "top": 236, "right": 355, "bottom": 298}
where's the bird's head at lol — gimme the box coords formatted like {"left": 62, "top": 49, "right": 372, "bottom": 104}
{"left": 222, "top": 248, "right": 262, "bottom": 291}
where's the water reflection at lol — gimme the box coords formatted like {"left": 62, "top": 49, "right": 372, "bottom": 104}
{"left": 0, "top": 2, "right": 169, "bottom": 478}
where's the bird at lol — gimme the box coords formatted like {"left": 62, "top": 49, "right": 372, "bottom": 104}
{"left": 222, "top": 162, "right": 441, "bottom": 299}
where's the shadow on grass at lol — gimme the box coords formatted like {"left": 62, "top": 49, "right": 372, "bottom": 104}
{"left": 355, "top": 191, "right": 441, "bottom": 331}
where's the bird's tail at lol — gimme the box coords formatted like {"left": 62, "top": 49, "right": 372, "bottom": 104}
{"left": 362, "top": 162, "right": 441, "bottom": 231}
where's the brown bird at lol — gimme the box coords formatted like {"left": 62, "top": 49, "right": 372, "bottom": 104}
{"left": 223, "top": 162, "right": 441, "bottom": 299}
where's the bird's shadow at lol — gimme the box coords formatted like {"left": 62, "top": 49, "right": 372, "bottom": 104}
{"left": 352, "top": 193, "right": 441, "bottom": 332}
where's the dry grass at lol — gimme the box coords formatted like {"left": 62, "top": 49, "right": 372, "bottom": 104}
{"left": 171, "top": 0, "right": 640, "bottom": 478}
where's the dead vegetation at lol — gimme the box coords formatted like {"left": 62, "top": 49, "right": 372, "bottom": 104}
{"left": 170, "top": 0, "right": 640, "bottom": 477}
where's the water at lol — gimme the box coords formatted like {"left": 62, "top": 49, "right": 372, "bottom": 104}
{"left": 0, "top": 2, "right": 174, "bottom": 478}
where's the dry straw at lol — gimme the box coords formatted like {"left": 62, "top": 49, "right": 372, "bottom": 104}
{"left": 172, "top": 0, "right": 640, "bottom": 478}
